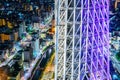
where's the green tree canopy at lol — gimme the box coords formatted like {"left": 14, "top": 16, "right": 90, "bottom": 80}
{"left": 115, "top": 51, "right": 120, "bottom": 61}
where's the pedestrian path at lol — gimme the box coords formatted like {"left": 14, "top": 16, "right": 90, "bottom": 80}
{"left": 39, "top": 52, "right": 55, "bottom": 80}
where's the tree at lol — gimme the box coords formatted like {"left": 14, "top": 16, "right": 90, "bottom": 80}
{"left": 115, "top": 51, "right": 120, "bottom": 61}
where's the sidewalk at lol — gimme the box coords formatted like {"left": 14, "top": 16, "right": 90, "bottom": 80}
{"left": 39, "top": 53, "right": 55, "bottom": 80}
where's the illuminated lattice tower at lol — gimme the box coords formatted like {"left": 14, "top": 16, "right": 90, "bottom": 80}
{"left": 55, "top": 0, "right": 111, "bottom": 80}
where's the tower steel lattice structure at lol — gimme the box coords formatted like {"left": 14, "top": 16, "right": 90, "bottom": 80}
{"left": 55, "top": 0, "right": 111, "bottom": 80}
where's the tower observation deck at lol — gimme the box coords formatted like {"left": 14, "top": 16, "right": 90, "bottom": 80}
{"left": 55, "top": 0, "right": 111, "bottom": 80}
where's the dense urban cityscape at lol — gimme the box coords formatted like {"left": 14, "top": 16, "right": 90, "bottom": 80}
{"left": 0, "top": 0, "right": 120, "bottom": 80}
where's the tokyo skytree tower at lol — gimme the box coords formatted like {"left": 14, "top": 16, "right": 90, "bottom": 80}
{"left": 55, "top": 0, "right": 111, "bottom": 80}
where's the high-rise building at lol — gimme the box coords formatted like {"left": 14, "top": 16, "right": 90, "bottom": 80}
{"left": 55, "top": 0, "right": 111, "bottom": 80}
